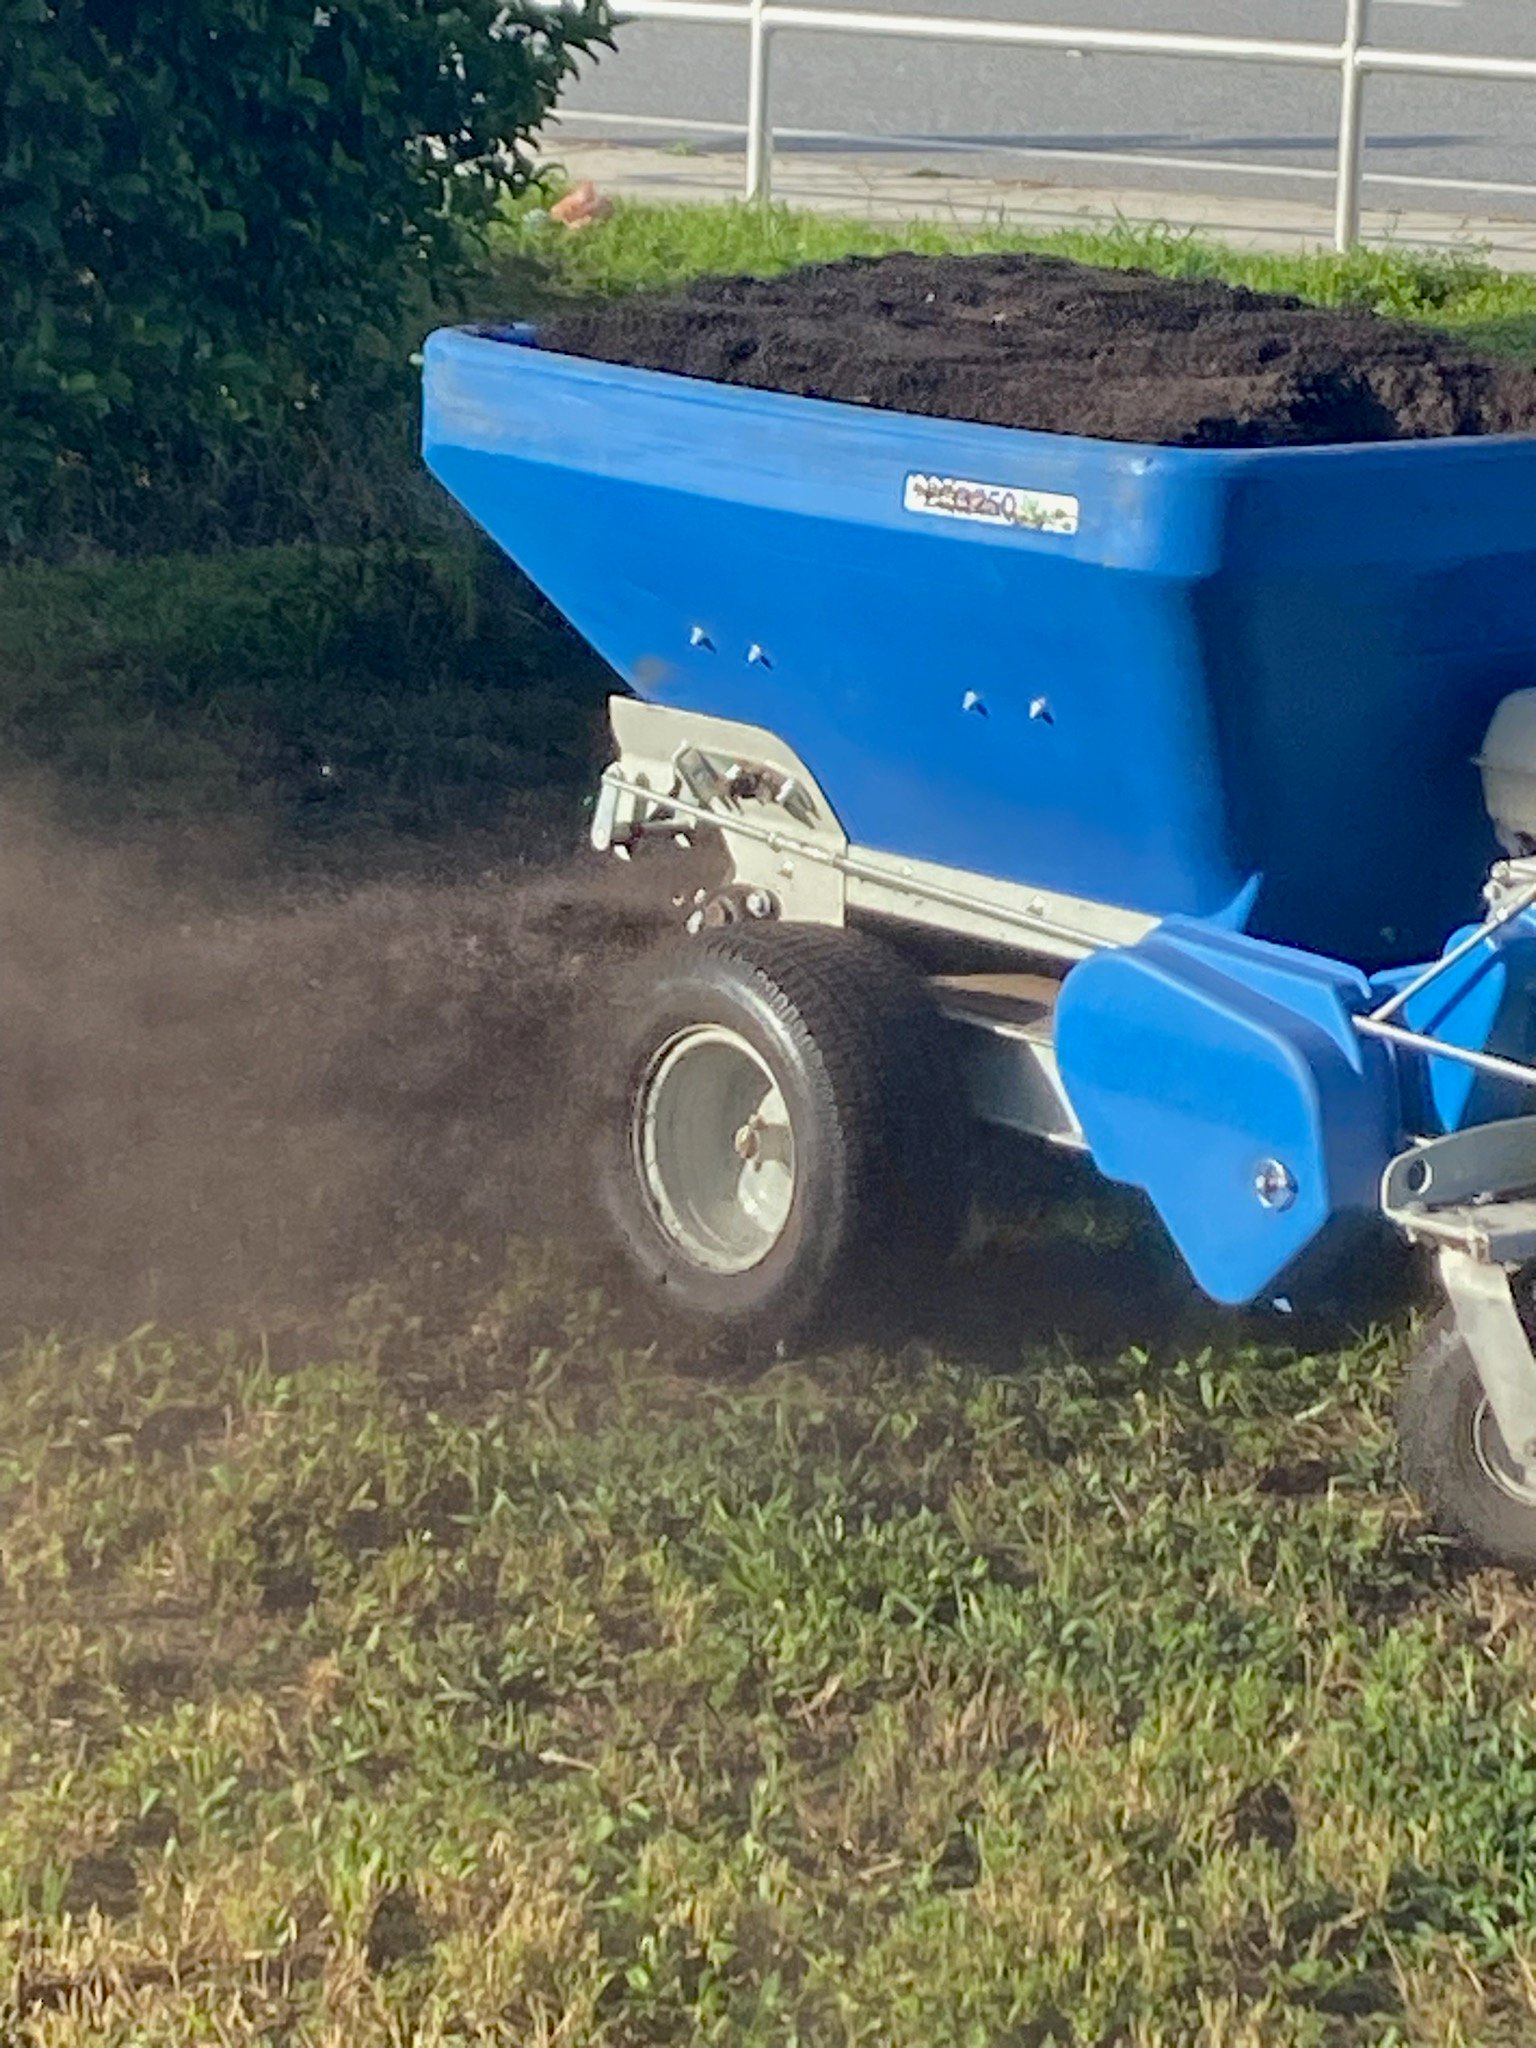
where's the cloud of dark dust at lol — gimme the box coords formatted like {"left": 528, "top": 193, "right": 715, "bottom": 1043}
{"left": 0, "top": 800, "right": 692, "bottom": 1337}
{"left": 1, "top": 797, "right": 1364, "bottom": 1363}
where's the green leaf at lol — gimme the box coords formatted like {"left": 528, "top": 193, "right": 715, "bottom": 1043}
{"left": 0, "top": 0, "right": 613, "bottom": 551}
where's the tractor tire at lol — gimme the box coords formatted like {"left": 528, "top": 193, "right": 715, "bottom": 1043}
{"left": 1398, "top": 1312, "right": 1536, "bottom": 1571}
{"left": 598, "top": 922, "right": 967, "bottom": 1343}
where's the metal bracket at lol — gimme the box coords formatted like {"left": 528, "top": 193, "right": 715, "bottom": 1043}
{"left": 674, "top": 745, "right": 734, "bottom": 810}
{"left": 1382, "top": 1119, "right": 1536, "bottom": 1263}
{"left": 589, "top": 773, "right": 623, "bottom": 853}
{"left": 1439, "top": 1246, "right": 1536, "bottom": 1479}
{"left": 1389, "top": 1120, "right": 1536, "bottom": 1480}
{"left": 595, "top": 698, "right": 1157, "bottom": 961}
{"left": 1383, "top": 1117, "right": 1536, "bottom": 1215}
{"left": 1395, "top": 1198, "right": 1536, "bottom": 1266}
{"left": 931, "top": 973, "right": 1084, "bottom": 1149}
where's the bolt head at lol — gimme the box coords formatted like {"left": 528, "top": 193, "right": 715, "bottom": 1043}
{"left": 1254, "top": 1159, "right": 1298, "bottom": 1212}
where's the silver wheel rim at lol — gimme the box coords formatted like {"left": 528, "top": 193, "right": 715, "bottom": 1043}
{"left": 1471, "top": 1395, "right": 1536, "bottom": 1508}
{"left": 635, "top": 1025, "right": 797, "bottom": 1274}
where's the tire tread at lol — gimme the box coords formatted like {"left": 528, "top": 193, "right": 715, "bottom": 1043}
{"left": 600, "top": 921, "right": 965, "bottom": 1340}
{"left": 1398, "top": 1313, "right": 1536, "bottom": 1570}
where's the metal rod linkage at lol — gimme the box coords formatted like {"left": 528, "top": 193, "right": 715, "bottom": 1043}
{"left": 1356, "top": 1016, "right": 1536, "bottom": 1094}
{"left": 1367, "top": 881, "right": 1536, "bottom": 1029}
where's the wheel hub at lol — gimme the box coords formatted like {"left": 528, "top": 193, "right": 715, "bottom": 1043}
{"left": 1472, "top": 1394, "right": 1536, "bottom": 1509}
{"left": 636, "top": 1026, "right": 797, "bottom": 1274}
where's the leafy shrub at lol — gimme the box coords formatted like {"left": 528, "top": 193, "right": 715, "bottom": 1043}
{"left": 0, "top": 0, "right": 610, "bottom": 554}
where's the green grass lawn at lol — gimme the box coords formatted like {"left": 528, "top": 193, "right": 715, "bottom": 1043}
{"left": 3, "top": 1243, "right": 1534, "bottom": 2047}
{"left": 8, "top": 198, "right": 1536, "bottom": 2046}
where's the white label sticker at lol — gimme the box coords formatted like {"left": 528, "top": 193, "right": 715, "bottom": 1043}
{"left": 903, "top": 471, "right": 1079, "bottom": 536}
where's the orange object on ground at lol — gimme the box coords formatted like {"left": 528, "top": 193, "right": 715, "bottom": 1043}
{"left": 549, "top": 180, "right": 613, "bottom": 230}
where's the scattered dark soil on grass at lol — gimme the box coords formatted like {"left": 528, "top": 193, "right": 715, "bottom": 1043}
{"left": 0, "top": 800, "right": 1236, "bottom": 1360}
{"left": 0, "top": 800, "right": 1404, "bottom": 1354}
{"left": 0, "top": 806, "right": 697, "bottom": 1333}
{"left": 539, "top": 251, "right": 1536, "bottom": 447}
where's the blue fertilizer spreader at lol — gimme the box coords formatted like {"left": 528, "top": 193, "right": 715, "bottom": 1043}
{"left": 424, "top": 320, "right": 1536, "bottom": 1565}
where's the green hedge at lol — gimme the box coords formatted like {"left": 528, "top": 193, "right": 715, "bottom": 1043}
{"left": 1, "top": 0, "right": 610, "bottom": 554}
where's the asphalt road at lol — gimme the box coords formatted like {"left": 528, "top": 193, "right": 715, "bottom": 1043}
{"left": 556, "top": 0, "right": 1536, "bottom": 219}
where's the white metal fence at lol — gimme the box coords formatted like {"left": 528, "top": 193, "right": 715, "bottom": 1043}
{"left": 578, "top": 0, "right": 1536, "bottom": 251}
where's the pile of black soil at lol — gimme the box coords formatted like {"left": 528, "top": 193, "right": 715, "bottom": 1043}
{"left": 539, "top": 251, "right": 1536, "bottom": 448}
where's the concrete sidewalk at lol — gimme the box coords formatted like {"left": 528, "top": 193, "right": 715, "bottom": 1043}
{"left": 541, "top": 134, "right": 1536, "bottom": 272}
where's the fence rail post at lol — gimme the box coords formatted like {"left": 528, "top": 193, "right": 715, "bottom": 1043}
{"left": 745, "top": 0, "right": 773, "bottom": 202}
{"left": 593, "top": 0, "right": 1536, "bottom": 237}
{"left": 1334, "top": 0, "right": 1370, "bottom": 252}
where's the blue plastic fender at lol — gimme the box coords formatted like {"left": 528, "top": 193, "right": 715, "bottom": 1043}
{"left": 1371, "top": 913, "right": 1536, "bottom": 1134}
{"left": 1055, "top": 920, "right": 1402, "bottom": 1304}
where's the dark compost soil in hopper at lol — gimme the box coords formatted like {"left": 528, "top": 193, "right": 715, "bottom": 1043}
{"left": 539, "top": 251, "right": 1536, "bottom": 448}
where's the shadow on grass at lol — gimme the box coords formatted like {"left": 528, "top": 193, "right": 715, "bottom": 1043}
{"left": 853, "top": 1138, "right": 1423, "bottom": 1379}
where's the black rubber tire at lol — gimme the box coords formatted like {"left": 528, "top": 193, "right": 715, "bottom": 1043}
{"left": 598, "top": 922, "right": 967, "bottom": 1342}
{"left": 1398, "top": 1313, "right": 1536, "bottom": 1570}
